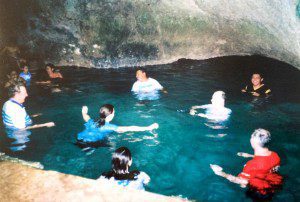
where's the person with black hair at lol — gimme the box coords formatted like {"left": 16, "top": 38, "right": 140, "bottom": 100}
{"left": 77, "top": 104, "right": 159, "bottom": 143}
{"left": 98, "top": 147, "right": 150, "bottom": 190}
{"left": 19, "top": 65, "right": 31, "bottom": 86}
{"left": 241, "top": 73, "right": 271, "bottom": 97}
{"left": 45, "top": 63, "right": 63, "bottom": 79}
{"left": 131, "top": 69, "right": 165, "bottom": 93}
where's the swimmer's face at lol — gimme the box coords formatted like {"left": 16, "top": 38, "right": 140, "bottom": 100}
{"left": 136, "top": 70, "right": 147, "bottom": 81}
{"left": 251, "top": 74, "right": 263, "bottom": 86}
{"left": 23, "top": 66, "right": 29, "bottom": 73}
{"left": 46, "top": 66, "right": 52, "bottom": 73}
{"left": 14, "top": 86, "right": 28, "bottom": 104}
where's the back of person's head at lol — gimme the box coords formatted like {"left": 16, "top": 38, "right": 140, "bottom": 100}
{"left": 98, "top": 104, "right": 114, "bottom": 126}
{"left": 211, "top": 91, "right": 226, "bottom": 106}
{"left": 212, "top": 91, "right": 226, "bottom": 100}
{"left": 101, "top": 147, "right": 139, "bottom": 180}
{"left": 251, "top": 128, "right": 271, "bottom": 147}
{"left": 5, "top": 78, "right": 26, "bottom": 98}
{"left": 112, "top": 147, "right": 132, "bottom": 174}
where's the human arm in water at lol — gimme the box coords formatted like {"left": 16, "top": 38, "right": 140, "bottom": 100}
{"left": 81, "top": 106, "right": 91, "bottom": 122}
{"left": 210, "top": 164, "right": 248, "bottom": 188}
{"left": 190, "top": 105, "right": 209, "bottom": 115}
{"left": 31, "top": 113, "right": 42, "bottom": 118}
{"left": 116, "top": 123, "right": 159, "bottom": 133}
{"left": 237, "top": 152, "right": 254, "bottom": 158}
{"left": 24, "top": 122, "right": 55, "bottom": 130}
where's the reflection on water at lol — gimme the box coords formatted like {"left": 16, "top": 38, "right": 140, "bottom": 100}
{"left": 4, "top": 128, "right": 31, "bottom": 152}
{"left": 0, "top": 56, "right": 299, "bottom": 201}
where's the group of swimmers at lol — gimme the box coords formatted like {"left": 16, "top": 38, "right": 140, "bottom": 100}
{"left": 1, "top": 66, "right": 281, "bottom": 199}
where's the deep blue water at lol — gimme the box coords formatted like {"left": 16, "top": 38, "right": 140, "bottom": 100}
{"left": 0, "top": 56, "right": 299, "bottom": 201}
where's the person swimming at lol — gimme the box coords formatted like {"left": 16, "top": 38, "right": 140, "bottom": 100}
{"left": 190, "top": 91, "right": 232, "bottom": 122}
{"left": 98, "top": 147, "right": 150, "bottom": 190}
{"left": 210, "top": 129, "right": 282, "bottom": 200}
{"left": 131, "top": 69, "right": 166, "bottom": 94}
{"left": 19, "top": 65, "right": 31, "bottom": 86}
{"left": 241, "top": 73, "right": 271, "bottom": 97}
{"left": 77, "top": 104, "right": 159, "bottom": 144}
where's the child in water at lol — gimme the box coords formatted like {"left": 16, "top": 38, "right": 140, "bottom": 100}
{"left": 98, "top": 147, "right": 150, "bottom": 190}
{"left": 19, "top": 65, "right": 31, "bottom": 86}
{"left": 190, "top": 91, "right": 231, "bottom": 122}
{"left": 77, "top": 104, "right": 159, "bottom": 143}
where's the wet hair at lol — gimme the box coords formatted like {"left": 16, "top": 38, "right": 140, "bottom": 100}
{"left": 251, "top": 128, "right": 271, "bottom": 147}
{"left": 21, "top": 64, "right": 29, "bottom": 70}
{"left": 137, "top": 69, "right": 148, "bottom": 78}
{"left": 45, "top": 63, "right": 55, "bottom": 69}
{"left": 5, "top": 78, "right": 26, "bottom": 98}
{"left": 97, "top": 104, "right": 114, "bottom": 126}
{"left": 212, "top": 91, "right": 226, "bottom": 100}
{"left": 252, "top": 73, "right": 263, "bottom": 78}
{"left": 101, "top": 147, "right": 140, "bottom": 180}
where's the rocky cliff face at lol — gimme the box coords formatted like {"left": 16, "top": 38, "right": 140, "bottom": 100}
{"left": 0, "top": 0, "right": 299, "bottom": 68}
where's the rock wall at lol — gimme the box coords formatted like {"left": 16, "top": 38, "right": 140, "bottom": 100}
{"left": 0, "top": 161, "right": 186, "bottom": 202}
{"left": 0, "top": 0, "right": 299, "bottom": 69}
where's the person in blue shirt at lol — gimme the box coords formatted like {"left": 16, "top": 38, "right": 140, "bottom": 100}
{"left": 19, "top": 65, "right": 31, "bottom": 86}
{"left": 98, "top": 147, "right": 150, "bottom": 190}
{"left": 77, "top": 104, "right": 159, "bottom": 144}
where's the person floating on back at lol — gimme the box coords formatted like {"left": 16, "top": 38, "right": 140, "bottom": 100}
{"left": 241, "top": 73, "right": 271, "bottom": 97}
{"left": 190, "top": 91, "right": 231, "bottom": 122}
{"left": 131, "top": 69, "right": 166, "bottom": 94}
{"left": 210, "top": 129, "right": 282, "bottom": 200}
{"left": 2, "top": 78, "right": 55, "bottom": 130}
{"left": 19, "top": 65, "right": 31, "bottom": 86}
{"left": 98, "top": 147, "right": 150, "bottom": 190}
{"left": 77, "top": 104, "right": 159, "bottom": 144}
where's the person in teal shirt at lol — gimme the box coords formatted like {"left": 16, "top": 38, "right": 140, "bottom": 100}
{"left": 77, "top": 104, "right": 158, "bottom": 143}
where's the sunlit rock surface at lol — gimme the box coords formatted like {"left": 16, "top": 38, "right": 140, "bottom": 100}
{"left": 0, "top": 0, "right": 299, "bottom": 68}
{"left": 0, "top": 161, "right": 186, "bottom": 202}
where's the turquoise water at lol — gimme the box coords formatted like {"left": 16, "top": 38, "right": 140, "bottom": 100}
{"left": 0, "top": 56, "right": 299, "bottom": 201}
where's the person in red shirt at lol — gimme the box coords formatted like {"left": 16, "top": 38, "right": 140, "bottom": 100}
{"left": 210, "top": 129, "right": 282, "bottom": 198}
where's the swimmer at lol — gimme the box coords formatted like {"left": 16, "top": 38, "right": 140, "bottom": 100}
{"left": 210, "top": 129, "right": 282, "bottom": 198}
{"left": 2, "top": 79, "right": 55, "bottom": 130}
{"left": 131, "top": 69, "right": 167, "bottom": 93}
{"left": 241, "top": 73, "right": 271, "bottom": 97}
{"left": 98, "top": 147, "right": 150, "bottom": 190}
{"left": 36, "top": 63, "right": 63, "bottom": 85}
{"left": 77, "top": 104, "right": 159, "bottom": 143}
{"left": 190, "top": 91, "right": 231, "bottom": 121}
{"left": 45, "top": 63, "right": 63, "bottom": 79}
{"left": 19, "top": 65, "right": 31, "bottom": 86}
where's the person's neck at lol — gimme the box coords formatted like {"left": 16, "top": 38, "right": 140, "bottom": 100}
{"left": 254, "top": 147, "right": 270, "bottom": 156}
{"left": 140, "top": 77, "right": 149, "bottom": 82}
{"left": 253, "top": 83, "right": 264, "bottom": 90}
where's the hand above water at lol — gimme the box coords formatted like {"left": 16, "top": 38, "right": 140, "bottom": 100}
{"left": 82, "top": 106, "right": 88, "bottom": 114}
{"left": 149, "top": 123, "right": 159, "bottom": 130}
{"left": 44, "top": 122, "right": 55, "bottom": 127}
{"left": 237, "top": 152, "right": 254, "bottom": 158}
{"left": 190, "top": 109, "right": 196, "bottom": 115}
{"left": 210, "top": 164, "right": 223, "bottom": 176}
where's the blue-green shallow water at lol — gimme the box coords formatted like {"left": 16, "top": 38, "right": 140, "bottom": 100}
{"left": 0, "top": 56, "right": 299, "bottom": 201}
